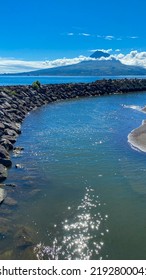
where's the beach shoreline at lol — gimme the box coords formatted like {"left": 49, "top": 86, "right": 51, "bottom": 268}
{"left": 128, "top": 120, "right": 146, "bottom": 152}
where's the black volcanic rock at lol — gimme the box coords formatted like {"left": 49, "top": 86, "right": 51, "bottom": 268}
{"left": 0, "top": 164, "right": 7, "bottom": 182}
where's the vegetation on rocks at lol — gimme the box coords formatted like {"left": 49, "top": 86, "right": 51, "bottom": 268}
{"left": 32, "top": 80, "right": 41, "bottom": 90}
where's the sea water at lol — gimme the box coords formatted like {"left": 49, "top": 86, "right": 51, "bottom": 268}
{"left": 1, "top": 78, "right": 146, "bottom": 259}
{"left": 0, "top": 75, "right": 146, "bottom": 85}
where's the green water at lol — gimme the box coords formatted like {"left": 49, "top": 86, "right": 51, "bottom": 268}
{"left": 1, "top": 92, "right": 146, "bottom": 259}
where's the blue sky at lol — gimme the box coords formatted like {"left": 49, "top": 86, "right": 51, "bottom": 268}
{"left": 0, "top": 0, "right": 146, "bottom": 72}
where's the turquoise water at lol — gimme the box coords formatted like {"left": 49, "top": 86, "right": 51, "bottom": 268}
{"left": 0, "top": 75, "right": 146, "bottom": 85}
{"left": 1, "top": 90, "right": 146, "bottom": 259}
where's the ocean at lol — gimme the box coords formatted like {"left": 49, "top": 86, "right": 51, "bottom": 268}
{"left": 0, "top": 75, "right": 146, "bottom": 85}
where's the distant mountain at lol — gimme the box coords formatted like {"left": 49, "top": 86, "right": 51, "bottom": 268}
{"left": 90, "top": 50, "right": 110, "bottom": 59}
{"left": 2, "top": 50, "right": 146, "bottom": 76}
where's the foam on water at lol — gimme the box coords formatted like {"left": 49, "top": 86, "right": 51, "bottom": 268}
{"left": 123, "top": 104, "right": 146, "bottom": 114}
{"left": 123, "top": 104, "right": 142, "bottom": 112}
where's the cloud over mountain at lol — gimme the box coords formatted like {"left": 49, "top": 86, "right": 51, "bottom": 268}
{"left": 115, "top": 51, "right": 146, "bottom": 68}
{"left": 1, "top": 50, "right": 146, "bottom": 73}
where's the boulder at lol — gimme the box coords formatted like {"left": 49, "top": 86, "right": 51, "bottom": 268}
{"left": 5, "top": 183, "right": 17, "bottom": 188}
{"left": 0, "top": 249, "right": 13, "bottom": 260}
{"left": 0, "top": 139, "right": 13, "bottom": 150}
{"left": 0, "top": 123, "right": 5, "bottom": 131}
{"left": 4, "top": 128, "right": 18, "bottom": 137}
{"left": 15, "top": 164, "right": 24, "bottom": 169}
{"left": 0, "top": 158, "right": 12, "bottom": 167}
{"left": 4, "top": 196, "right": 17, "bottom": 206}
{"left": 0, "top": 188, "right": 6, "bottom": 203}
{"left": 3, "top": 122, "right": 21, "bottom": 134}
{"left": 13, "top": 147, "right": 24, "bottom": 156}
{"left": 0, "top": 145, "right": 9, "bottom": 158}
{"left": 0, "top": 217, "right": 11, "bottom": 236}
{"left": 0, "top": 164, "right": 7, "bottom": 182}
{"left": 0, "top": 130, "right": 4, "bottom": 137}
{"left": 15, "top": 226, "right": 35, "bottom": 249}
{"left": 1, "top": 135, "right": 17, "bottom": 144}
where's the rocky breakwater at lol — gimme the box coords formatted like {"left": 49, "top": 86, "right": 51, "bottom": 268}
{"left": 1, "top": 78, "right": 146, "bottom": 183}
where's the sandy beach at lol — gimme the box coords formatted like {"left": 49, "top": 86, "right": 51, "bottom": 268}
{"left": 128, "top": 120, "right": 146, "bottom": 152}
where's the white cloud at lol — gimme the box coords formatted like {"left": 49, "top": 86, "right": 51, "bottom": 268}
{"left": 65, "top": 33, "right": 138, "bottom": 42}
{"left": 127, "top": 36, "right": 138, "bottom": 39}
{"left": 79, "top": 33, "right": 91, "bottom": 36}
{"left": 115, "top": 50, "right": 146, "bottom": 68}
{"left": 67, "top": 32, "right": 91, "bottom": 37}
{"left": 88, "top": 50, "right": 146, "bottom": 68}
{"left": 89, "top": 49, "right": 98, "bottom": 53}
{"left": 1, "top": 50, "right": 146, "bottom": 73}
{"left": 89, "top": 49, "right": 112, "bottom": 53}
{"left": 104, "top": 35, "right": 114, "bottom": 40}
{"left": 0, "top": 55, "right": 96, "bottom": 73}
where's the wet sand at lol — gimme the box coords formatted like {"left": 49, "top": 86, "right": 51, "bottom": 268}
{"left": 128, "top": 120, "right": 146, "bottom": 152}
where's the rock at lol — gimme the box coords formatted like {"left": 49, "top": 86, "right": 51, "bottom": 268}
{"left": 4, "top": 197, "right": 17, "bottom": 206}
{"left": 0, "top": 249, "right": 13, "bottom": 260}
{"left": 0, "top": 123, "right": 5, "bottom": 131}
{"left": 13, "top": 147, "right": 24, "bottom": 157}
{"left": 0, "top": 157, "right": 12, "bottom": 167}
{"left": 17, "top": 246, "right": 37, "bottom": 260}
{"left": 5, "top": 183, "right": 17, "bottom": 188}
{"left": 0, "top": 139, "right": 13, "bottom": 150}
{"left": 0, "top": 217, "right": 11, "bottom": 236}
{"left": 29, "top": 189, "right": 41, "bottom": 197}
{"left": 15, "top": 226, "right": 35, "bottom": 249}
{"left": 13, "top": 146, "right": 24, "bottom": 151}
{"left": 0, "top": 217, "right": 9, "bottom": 224}
{"left": 1, "top": 135, "right": 17, "bottom": 144}
{"left": 3, "top": 122, "right": 21, "bottom": 134}
{"left": 141, "top": 106, "right": 146, "bottom": 112}
{"left": 0, "top": 145, "right": 9, "bottom": 158}
{"left": 4, "top": 128, "right": 18, "bottom": 137}
{"left": 0, "top": 164, "right": 7, "bottom": 182}
{"left": 0, "top": 188, "right": 6, "bottom": 203}
{"left": 0, "top": 208, "right": 12, "bottom": 215}
{"left": 0, "top": 130, "right": 4, "bottom": 137}
{"left": 0, "top": 183, "right": 16, "bottom": 188}
{"left": 15, "top": 164, "right": 24, "bottom": 169}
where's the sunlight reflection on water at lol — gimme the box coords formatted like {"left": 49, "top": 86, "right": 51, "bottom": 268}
{"left": 34, "top": 185, "right": 109, "bottom": 260}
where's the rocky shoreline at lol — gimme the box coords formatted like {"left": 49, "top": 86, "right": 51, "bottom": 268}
{"left": 1, "top": 78, "right": 146, "bottom": 187}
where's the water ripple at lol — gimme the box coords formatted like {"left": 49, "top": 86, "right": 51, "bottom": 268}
{"left": 34, "top": 186, "right": 109, "bottom": 260}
